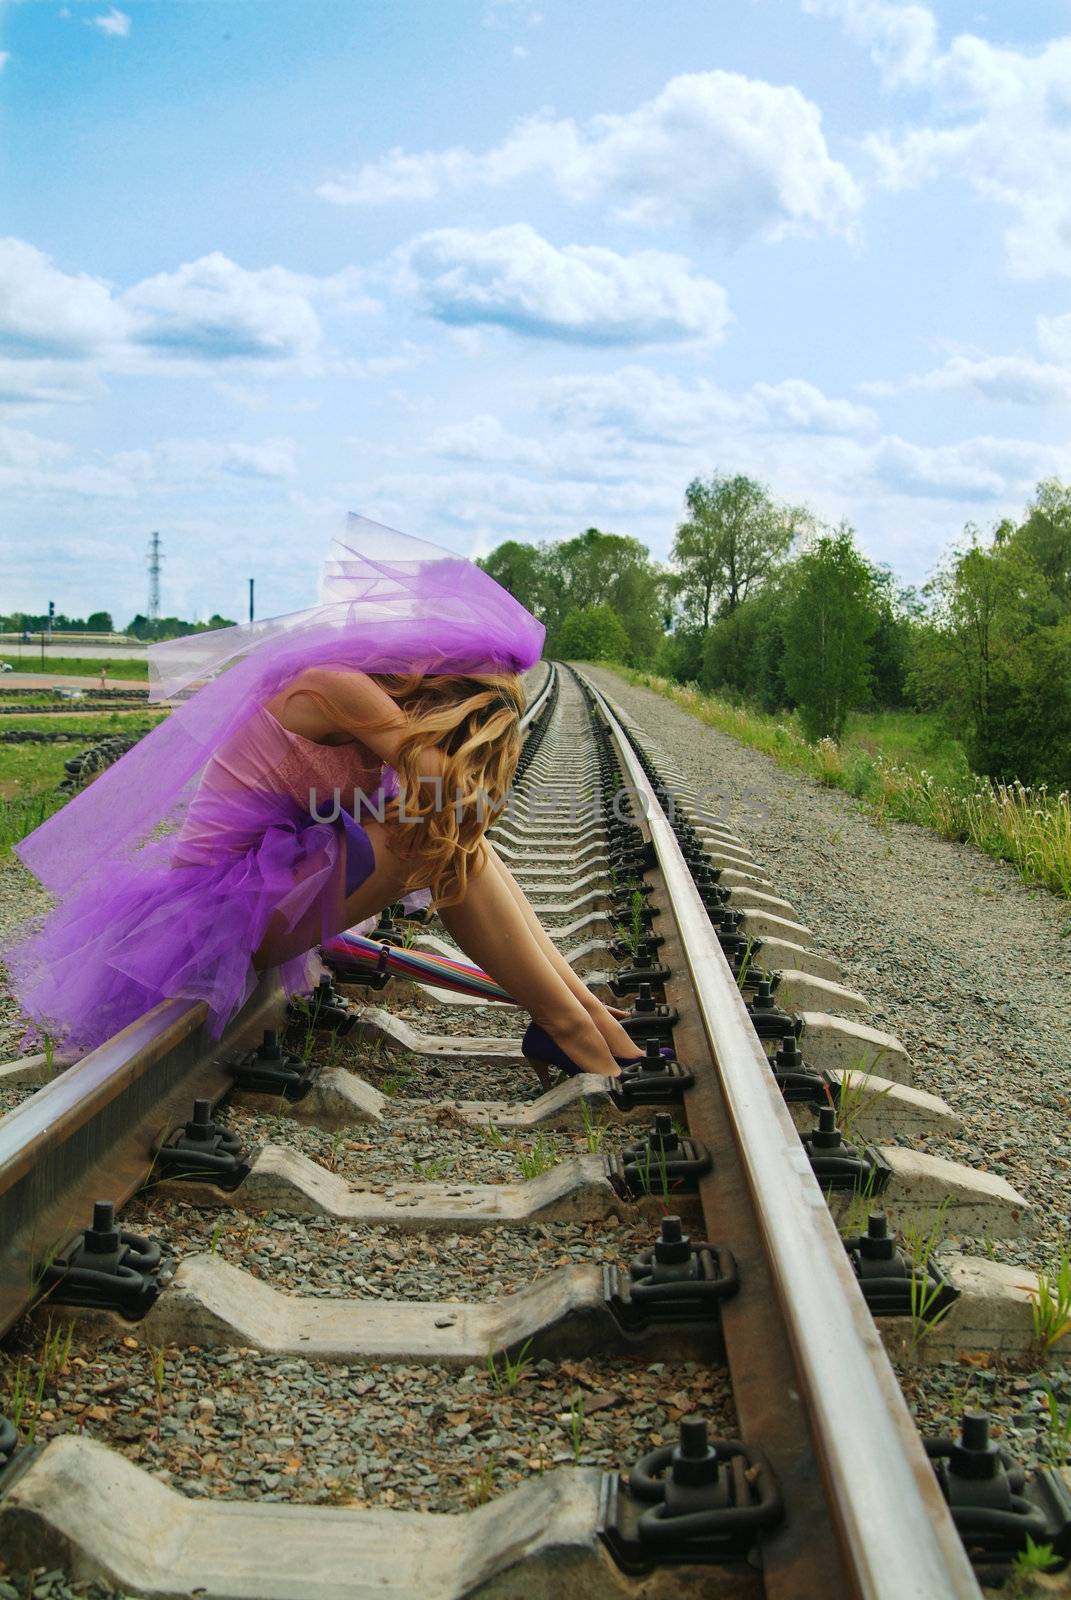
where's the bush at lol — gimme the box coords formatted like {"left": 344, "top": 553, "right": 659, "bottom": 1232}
{"left": 556, "top": 604, "right": 630, "bottom": 662}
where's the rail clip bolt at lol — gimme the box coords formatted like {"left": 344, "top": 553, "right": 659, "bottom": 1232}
{"left": 751, "top": 979, "right": 777, "bottom": 1010}
{"left": 635, "top": 984, "right": 657, "bottom": 1014}
{"left": 259, "top": 1029, "right": 282, "bottom": 1061}
{"left": 651, "top": 1113, "right": 679, "bottom": 1153}
{"left": 809, "top": 1107, "right": 843, "bottom": 1151}
{"left": 774, "top": 1036, "right": 805, "bottom": 1071}
{"left": 642, "top": 1039, "right": 668, "bottom": 1071}
{"left": 664, "top": 1418, "right": 730, "bottom": 1518}
{"left": 83, "top": 1200, "right": 121, "bottom": 1256}
{"left": 859, "top": 1213, "right": 896, "bottom": 1262}
{"left": 950, "top": 1413, "right": 1002, "bottom": 1482}
{"left": 185, "top": 1099, "right": 214, "bottom": 1142}
{"left": 652, "top": 1216, "right": 698, "bottom": 1283}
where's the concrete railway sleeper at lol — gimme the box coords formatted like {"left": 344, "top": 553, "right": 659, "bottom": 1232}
{"left": 0, "top": 661, "right": 1067, "bottom": 1597}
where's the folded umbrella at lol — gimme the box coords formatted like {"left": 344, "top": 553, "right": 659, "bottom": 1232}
{"left": 321, "top": 929, "right": 513, "bottom": 1003}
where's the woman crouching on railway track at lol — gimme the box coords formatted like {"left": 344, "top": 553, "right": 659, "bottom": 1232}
{"left": 3, "top": 515, "right": 637, "bottom": 1083}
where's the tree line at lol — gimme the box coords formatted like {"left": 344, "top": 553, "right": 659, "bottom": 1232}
{"left": 478, "top": 475, "right": 1071, "bottom": 789}
{"left": 0, "top": 611, "right": 237, "bottom": 640}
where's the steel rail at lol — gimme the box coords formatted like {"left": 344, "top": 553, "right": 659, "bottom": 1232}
{"left": 0, "top": 978, "right": 285, "bottom": 1339}
{"left": 519, "top": 659, "right": 556, "bottom": 732}
{"left": 577, "top": 669, "right": 981, "bottom": 1600}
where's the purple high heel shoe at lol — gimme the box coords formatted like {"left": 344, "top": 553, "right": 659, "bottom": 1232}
{"left": 520, "top": 1021, "right": 672, "bottom": 1085}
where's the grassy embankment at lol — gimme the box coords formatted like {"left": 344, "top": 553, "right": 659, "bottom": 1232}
{"left": 0, "top": 681, "right": 163, "bottom": 858}
{"left": 0, "top": 655, "right": 148, "bottom": 680}
{"left": 611, "top": 669, "right": 1071, "bottom": 902}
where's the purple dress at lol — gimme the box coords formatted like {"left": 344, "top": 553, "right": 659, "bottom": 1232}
{"left": 6, "top": 705, "right": 404, "bottom": 1055}
{"left": 4, "top": 516, "right": 543, "bottom": 1058}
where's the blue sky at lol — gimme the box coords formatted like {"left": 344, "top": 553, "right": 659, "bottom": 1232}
{"left": 1, "top": 0, "right": 1070, "bottom": 624}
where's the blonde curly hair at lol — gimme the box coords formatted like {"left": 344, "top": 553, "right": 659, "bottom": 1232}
{"left": 294, "top": 670, "right": 525, "bottom": 908}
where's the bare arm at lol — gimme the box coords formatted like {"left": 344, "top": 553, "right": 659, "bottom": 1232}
{"left": 264, "top": 667, "right": 410, "bottom": 765}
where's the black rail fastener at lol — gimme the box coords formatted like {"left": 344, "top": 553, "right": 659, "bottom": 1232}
{"left": 611, "top": 1040, "right": 695, "bottom": 1109}
{"left": 40, "top": 1201, "right": 163, "bottom": 1319}
{"left": 599, "top": 1417, "right": 783, "bottom": 1573}
{"left": 288, "top": 973, "right": 359, "bottom": 1034}
{"left": 844, "top": 1213, "right": 960, "bottom": 1319}
{"left": 608, "top": 962, "right": 671, "bottom": 996}
{"left": 621, "top": 987, "right": 679, "bottom": 1040}
{"left": 718, "top": 917, "right": 757, "bottom": 966}
{"left": 746, "top": 978, "right": 796, "bottom": 1041}
{"left": 154, "top": 1099, "right": 250, "bottom": 1189}
{"left": 607, "top": 1217, "right": 739, "bottom": 1333}
{"left": 610, "top": 1113, "right": 712, "bottom": 1198}
{"left": 802, "top": 1108, "right": 890, "bottom": 1194}
{"left": 769, "top": 1034, "right": 829, "bottom": 1103}
{"left": 608, "top": 884, "right": 655, "bottom": 914}
{"left": 926, "top": 1413, "right": 1071, "bottom": 1573}
{"left": 610, "top": 933, "right": 665, "bottom": 963}
{"left": 225, "top": 1029, "right": 319, "bottom": 1101}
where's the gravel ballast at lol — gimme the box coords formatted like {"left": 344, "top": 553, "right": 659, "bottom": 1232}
{"left": 587, "top": 664, "right": 1071, "bottom": 1485}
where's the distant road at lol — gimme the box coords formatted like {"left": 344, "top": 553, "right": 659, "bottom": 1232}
{"left": 0, "top": 642, "right": 148, "bottom": 662}
{"left": 0, "top": 673, "right": 148, "bottom": 691}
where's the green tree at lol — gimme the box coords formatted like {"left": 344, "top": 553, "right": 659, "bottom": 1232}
{"left": 556, "top": 604, "right": 630, "bottom": 662}
{"left": 866, "top": 568, "right": 921, "bottom": 709}
{"left": 86, "top": 611, "right": 114, "bottom": 632}
{"left": 1005, "top": 479, "right": 1071, "bottom": 614}
{"left": 476, "top": 540, "right": 550, "bottom": 617}
{"left": 671, "top": 473, "right": 804, "bottom": 629}
{"left": 546, "top": 528, "right": 663, "bottom": 665}
{"left": 782, "top": 527, "right": 880, "bottom": 740}
{"left": 913, "top": 533, "right": 1052, "bottom": 779}
{"left": 701, "top": 578, "right": 792, "bottom": 710}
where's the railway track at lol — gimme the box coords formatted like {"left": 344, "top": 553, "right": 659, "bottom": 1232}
{"left": 0, "top": 661, "right": 1067, "bottom": 1598}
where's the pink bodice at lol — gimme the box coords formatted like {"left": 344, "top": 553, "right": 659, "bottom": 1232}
{"left": 172, "top": 705, "right": 388, "bottom": 865}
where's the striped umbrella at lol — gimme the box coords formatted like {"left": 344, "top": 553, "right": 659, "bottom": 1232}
{"left": 321, "top": 929, "right": 513, "bottom": 1003}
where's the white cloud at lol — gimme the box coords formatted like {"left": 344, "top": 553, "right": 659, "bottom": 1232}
{"left": 863, "top": 352, "right": 1071, "bottom": 406}
{"left": 1037, "top": 312, "right": 1071, "bottom": 366}
{"left": 113, "top": 436, "right": 299, "bottom": 486}
{"left": 802, "top": 0, "right": 937, "bottom": 87}
{"left": 0, "top": 241, "right": 381, "bottom": 391}
{"left": 319, "top": 70, "right": 862, "bottom": 244}
{"left": 544, "top": 366, "right": 875, "bottom": 439}
{"left": 0, "top": 358, "right": 104, "bottom": 411}
{"left": 868, "top": 433, "right": 1059, "bottom": 500}
{"left": 0, "top": 238, "right": 128, "bottom": 358}
{"left": 808, "top": 4, "right": 1071, "bottom": 279}
{"left": 750, "top": 379, "right": 878, "bottom": 433}
{"left": 90, "top": 8, "right": 131, "bottom": 38}
{"left": 535, "top": 362, "right": 1056, "bottom": 521}
{"left": 0, "top": 425, "right": 133, "bottom": 498}
{"left": 124, "top": 253, "right": 326, "bottom": 362}
{"left": 424, "top": 414, "right": 645, "bottom": 481}
{"left": 0, "top": 53, "right": 10, "bottom": 73}
{"left": 394, "top": 225, "right": 732, "bottom": 346}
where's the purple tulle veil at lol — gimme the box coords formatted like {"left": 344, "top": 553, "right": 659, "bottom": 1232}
{"left": 16, "top": 514, "right": 545, "bottom": 895}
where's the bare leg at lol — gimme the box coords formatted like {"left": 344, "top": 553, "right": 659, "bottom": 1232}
{"left": 254, "top": 825, "right": 619, "bottom": 1077}
{"left": 436, "top": 857, "right": 621, "bottom": 1077}
{"left": 484, "top": 844, "right": 641, "bottom": 1059}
